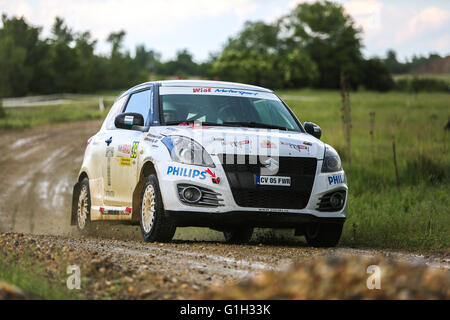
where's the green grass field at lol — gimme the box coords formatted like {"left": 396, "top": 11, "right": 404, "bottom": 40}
{"left": 0, "top": 100, "right": 113, "bottom": 130}
{"left": 280, "top": 89, "right": 450, "bottom": 253}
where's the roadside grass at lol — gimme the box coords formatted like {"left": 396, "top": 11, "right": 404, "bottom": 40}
{"left": 0, "top": 101, "right": 112, "bottom": 131}
{"left": 0, "top": 248, "right": 84, "bottom": 299}
{"left": 280, "top": 89, "right": 450, "bottom": 253}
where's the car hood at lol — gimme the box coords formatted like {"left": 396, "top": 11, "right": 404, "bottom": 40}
{"left": 151, "top": 125, "right": 325, "bottom": 159}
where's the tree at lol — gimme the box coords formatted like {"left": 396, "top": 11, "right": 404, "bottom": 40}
{"left": 0, "top": 14, "right": 41, "bottom": 96}
{"left": 211, "top": 20, "right": 318, "bottom": 89}
{"left": 46, "top": 17, "right": 79, "bottom": 92}
{"left": 283, "top": 0, "right": 363, "bottom": 88}
{"left": 107, "top": 30, "right": 126, "bottom": 57}
{"left": 51, "top": 17, "right": 73, "bottom": 45}
{"left": 361, "top": 58, "right": 394, "bottom": 92}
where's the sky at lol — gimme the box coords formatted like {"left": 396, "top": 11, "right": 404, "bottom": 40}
{"left": 1, "top": 0, "right": 449, "bottom": 62}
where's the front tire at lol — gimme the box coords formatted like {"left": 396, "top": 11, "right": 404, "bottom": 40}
{"left": 223, "top": 228, "right": 253, "bottom": 244}
{"left": 139, "top": 174, "right": 176, "bottom": 242}
{"left": 76, "top": 178, "right": 92, "bottom": 235}
{"left": 305, "top": 222, "right": 343, "bottom": 247}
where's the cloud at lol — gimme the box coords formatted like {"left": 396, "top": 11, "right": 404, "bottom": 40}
{"left": 391, "top": 6, "right": 450, "bottom": 45}
{"left": 1, "top": 1, "right": 258, "bottom": 41}
{"left": 343, "top": 0, "right": 383, "bottom": 33}
{"left": 406, "top": 6, "right": 450, "bottom": 37}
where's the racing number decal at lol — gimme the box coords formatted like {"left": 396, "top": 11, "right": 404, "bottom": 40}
{"left": 131, "top": 141, "right": 139, "bottom": 159}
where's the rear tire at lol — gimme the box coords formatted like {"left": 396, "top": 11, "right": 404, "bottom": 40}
{"left": 76, "top": 178, "right": 92, "bottom": 235}
{"left": 139, "top": 174, "right": 176, "bottom": 242}
{"left": 305, "top": 222, "right": 343, "bottom": 247}
{"left": 223, "top": 228, "right": 253, "bottom": 244}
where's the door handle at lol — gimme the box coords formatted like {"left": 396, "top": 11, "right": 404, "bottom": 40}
{"left": 105, "top": 137, "right": 112, "bottom": 146}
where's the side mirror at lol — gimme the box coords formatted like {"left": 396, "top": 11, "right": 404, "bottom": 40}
{"left": 115, "top": 112, "right": 144, "bottom": 130}
{"left": 304, "top": 122, "right": 322, "bottom": 139}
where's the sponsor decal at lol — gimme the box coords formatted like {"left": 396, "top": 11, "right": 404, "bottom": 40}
{"left": 105, "top": 147, "right": 114, "bottom": 186}
{"left": 214, "top": 88, "right": 258, "bottom": 96}
{"left": 303, "top": 141, "right": 312, "bottom": 146}
{"left": 193, "top": 88, "right": 211, "bottom": 93}
{"left": 124, "top": 115, "right": 134, "bottom": 125}
{"left": 167, "top": 166, "right": 207, "bottom": 180}
{"left": 205, "top": 168, "right": 220, "bottom": 184}
{"left": 177, "top": 122, "right": 213, "bottom": 129}
{"left": 120, "top": 158, "right": 132, "bottom": 166}
{"left": 118, "top": 144, "right": 131, "bottom": 154}
{"left": 260, "top": 139, "right": 276, "bottom": 148}
{"left": 105, "top": 146, "right": 114, "bottom": 157}
{"left": 105, "top": 190, "right": 115, "bottom": 197}
{"left": 131, "top": 141, "right": 139, "bottom": 158}
{"left": 328, "top": 174, "right": 345, "bottom": 185}
{"left": 281, "top": 141, "right": 309, "bottom": 152}
{"left": 147, "top": 133, "right": 163, "bottom": 139}
{"left": 100, "top": 207, "right": 132, "bottom": 215}
{"left": 222, "top": 139, "right": 251, "bottom": 148}
{"left": 258, "top": 208, "right": 289, "bottom": 212}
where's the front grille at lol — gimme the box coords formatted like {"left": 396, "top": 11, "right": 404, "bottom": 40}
{"left": 219, "top": 154, "right": 317, "bottom": 209}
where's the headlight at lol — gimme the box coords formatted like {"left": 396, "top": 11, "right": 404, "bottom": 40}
{"left": 321, "top": 145, "right": 342, "bottom": 172}
{"left": 162, "top": 136, "right": 215, "bottom": 167}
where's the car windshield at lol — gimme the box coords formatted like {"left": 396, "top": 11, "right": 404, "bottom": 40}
{"left": 160, "top": 89, "right": 301, "bottom": 131}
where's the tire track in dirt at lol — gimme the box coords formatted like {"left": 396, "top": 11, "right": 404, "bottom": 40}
{"left": 0, "top": 121, "right": 101, "bottom": 234}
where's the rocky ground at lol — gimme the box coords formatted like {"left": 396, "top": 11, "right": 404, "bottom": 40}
{"left": 1, "top": 232, "right": 449, "bottom": 299}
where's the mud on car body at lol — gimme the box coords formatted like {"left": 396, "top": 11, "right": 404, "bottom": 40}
{"left": 72, "top": 80, "right": 348, "bottom": 246}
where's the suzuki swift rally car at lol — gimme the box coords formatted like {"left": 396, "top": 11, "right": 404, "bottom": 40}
{"left": 72, "top": 80, "right": 347, "bottom": 247}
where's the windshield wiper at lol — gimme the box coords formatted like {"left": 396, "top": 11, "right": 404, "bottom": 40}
{"left": 223, "top": 121, "right": 289, "bottom": 131}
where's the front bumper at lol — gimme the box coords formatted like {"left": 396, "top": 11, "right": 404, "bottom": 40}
{"left": 156, "top": 159, "right": 348, "bottom": 227}
{"left": 165, "top": 210, "right": 346, "bottom": 229}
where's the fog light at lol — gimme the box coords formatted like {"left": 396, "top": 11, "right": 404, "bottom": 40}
{"left": 330, "top": 192, "right": 344, "bottom": 209}
{"left": 181, "top": 186, "right": 202, "bottom": 203}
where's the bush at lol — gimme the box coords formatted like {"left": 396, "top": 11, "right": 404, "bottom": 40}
{"left": 395, "top": 77, "right": 449, "bottom": 93}
{"left": 0, "top": 97, "right": 5, "bottom": 118}
{"left": 403, "top": 154, "right": 449, "bottom": 184}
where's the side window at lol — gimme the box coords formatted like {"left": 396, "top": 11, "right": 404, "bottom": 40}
{"left": 124, "top": 89, "right": 151, "bottom": 124}
{"left": 103, "top": 95, "right": 127, "bottom": 130}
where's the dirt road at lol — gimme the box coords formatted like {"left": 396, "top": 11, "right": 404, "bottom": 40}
{"left": 0, "top": 121, "right": 448, "bottom": 299}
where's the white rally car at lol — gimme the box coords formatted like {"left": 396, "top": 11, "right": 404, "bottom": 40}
{"left": 71, "top": 80, "right": 347, "bottom": 246}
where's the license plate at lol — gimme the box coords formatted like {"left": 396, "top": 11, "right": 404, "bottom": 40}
{"left": 256, "top": 176, "right": 291, "bottom": 186}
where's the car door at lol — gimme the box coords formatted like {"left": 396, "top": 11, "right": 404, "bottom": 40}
{"left": 104, "top": 88, "right": 153, "bottom": 206}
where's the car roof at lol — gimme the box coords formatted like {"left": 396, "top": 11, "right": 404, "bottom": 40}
{"left": 118, "top": 80, "right": 273, "bottom": 100}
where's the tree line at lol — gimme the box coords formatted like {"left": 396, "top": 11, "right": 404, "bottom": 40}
{"left": 0, "top": 1, "right": 447, "bottom": 97}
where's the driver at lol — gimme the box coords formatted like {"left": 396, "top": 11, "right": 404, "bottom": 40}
{"left": 218, "top": 106, "right": 238, "bottom": 123}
